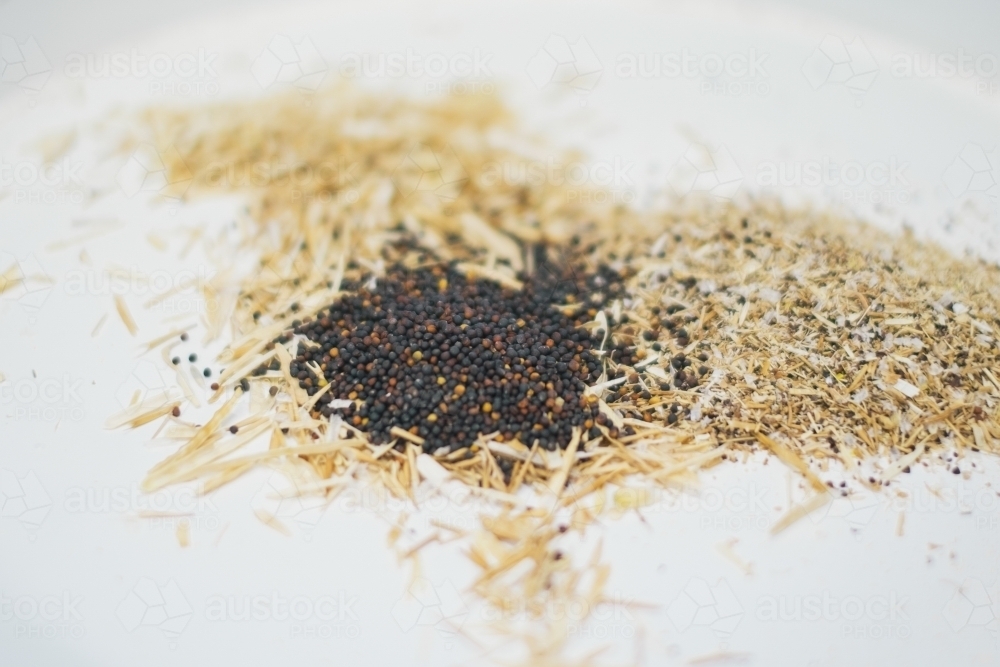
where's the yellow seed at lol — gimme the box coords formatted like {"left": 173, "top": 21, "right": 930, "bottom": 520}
{"left": 482, "top": 402, "right": 492, "bottom": 414}
{"left": 328, "top": 348, "right": 339, "bottom": 358}
{"left": 427, "top": 413, "right": 438, "bottom": 422}
{"left": 438, "top": 278, "right": 448, "bottom": 290}
{"left": 437, "top": 376, "right": 446, "bottom": 385}
{"left": 454, "top": 384, "right": 466, "bottom": 396}
{"left": 412, "top": 350, "right": 423, "bottom": 361}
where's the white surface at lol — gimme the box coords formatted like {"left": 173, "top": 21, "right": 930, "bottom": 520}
{"left": 2, "top": 1, "right": 1000, "bottom": 665}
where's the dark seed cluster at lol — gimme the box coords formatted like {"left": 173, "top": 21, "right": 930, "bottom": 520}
{"left": 263, "top": 261, "right": 638, "bottom": 454}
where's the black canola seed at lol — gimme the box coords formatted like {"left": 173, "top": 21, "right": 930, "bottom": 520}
{"left": 188, "top": 353, "right": 198, "bottom": 362}
{"left": 203, "top": 368, "right": 212, "bottom": 377}
{"left": 267, "top": 261, "right": 635, "bottom": 454}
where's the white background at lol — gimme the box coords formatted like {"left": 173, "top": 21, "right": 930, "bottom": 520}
{"left": 2, "top": 1, "right": 1000, "bottom": 665}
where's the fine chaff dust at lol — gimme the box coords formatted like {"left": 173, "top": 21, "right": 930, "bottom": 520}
{"left": 106, "top": 83, "right": 1000, "bottom": 664}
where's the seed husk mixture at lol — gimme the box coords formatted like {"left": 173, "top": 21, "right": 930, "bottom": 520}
{"left": 103, "top": 82, "right": 1000, "bottom": 664}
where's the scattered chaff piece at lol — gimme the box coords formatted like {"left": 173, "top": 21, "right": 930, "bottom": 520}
{"left": 114, "top": 294, "right": 139, "bottom": 335}
{"left": 142, "top": 326, "right": 193, "bottom": 353}
{"left": 176, "top": 519, "right": 190, "bottom": 547}
{"left": 254, "top": 509, "right": 291, "bottom": 536}
{"left": 105, "top": 394, "right": 180, "bottom": 429}
{"left": 755, "top": 433, "right": 826, "bottom": 492}
{"left": 91, "top": 314, "right": 108, "bottom": 337}
{"left": 391, "top": 426, "right": 425, "bottom": 446}
{"left": 771, "top": 492, "right": 831, "bottom": 535}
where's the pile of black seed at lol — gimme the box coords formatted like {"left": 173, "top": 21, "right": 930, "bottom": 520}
{"left": 266, "top": 261, "right": 637, "bottom": 454}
